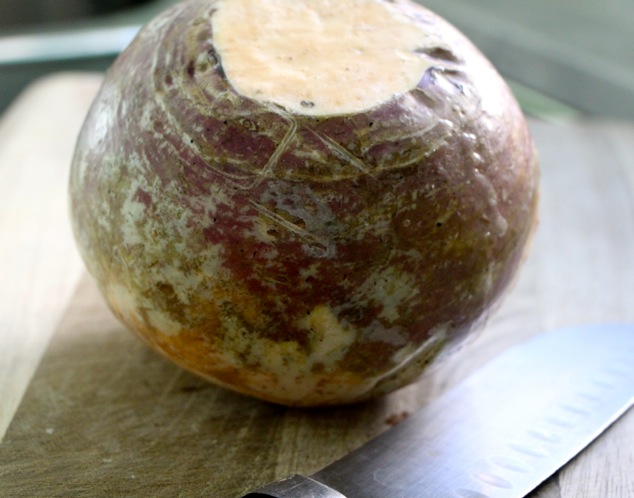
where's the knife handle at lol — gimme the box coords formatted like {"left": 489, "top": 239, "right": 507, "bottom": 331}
{"left": 242, "top": 474, "right": 346, "bottom": 498}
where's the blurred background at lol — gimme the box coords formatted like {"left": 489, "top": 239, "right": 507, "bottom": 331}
{"left": 1, "top": 0, "right": 632, "bottom": 121}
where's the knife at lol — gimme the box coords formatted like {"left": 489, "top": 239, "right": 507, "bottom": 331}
{"left": 243, "top": 322, "right": 634, "bottom": 498}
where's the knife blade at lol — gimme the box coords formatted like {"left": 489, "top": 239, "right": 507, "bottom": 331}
{"left": 243, "top": 323, "right": 634, "bottom": 498}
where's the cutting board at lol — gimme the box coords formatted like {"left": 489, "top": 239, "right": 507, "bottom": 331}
{"left": 1, "top": 74, "right": 633, "bottom": 497}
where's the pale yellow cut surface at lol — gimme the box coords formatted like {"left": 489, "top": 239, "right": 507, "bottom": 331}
{"left": 212, "top": 0, "right": 435, "bottom": 115}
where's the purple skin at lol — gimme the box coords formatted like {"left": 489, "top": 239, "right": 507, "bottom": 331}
{"left": 69, "top": 0, "right": 539, "bottom": 406}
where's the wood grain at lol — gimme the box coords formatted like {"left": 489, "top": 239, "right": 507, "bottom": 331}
{"left": 1, "top": 75, "right": 633, "bottom": 497}
{"left": 0, "top": 73, "right": 102, "bottom": 441}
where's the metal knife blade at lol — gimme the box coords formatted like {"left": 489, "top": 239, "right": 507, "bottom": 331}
{"left": 243, "top": 323, "right": 634, "bottom": 498}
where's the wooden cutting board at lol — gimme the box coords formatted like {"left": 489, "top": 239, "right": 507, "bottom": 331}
{"left": 1, "top": 74, "right": 633, "bottom": 497}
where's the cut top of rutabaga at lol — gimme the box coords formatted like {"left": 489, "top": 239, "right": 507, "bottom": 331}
{"left": 212, "top": 0, "right": 441, "bottom": 115}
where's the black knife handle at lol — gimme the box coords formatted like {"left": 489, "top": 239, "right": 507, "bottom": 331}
{"left": 242, "top": 474, "right": 346, "bottom": 498}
